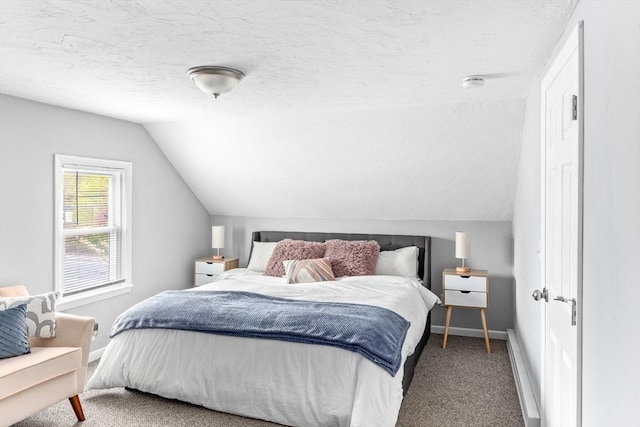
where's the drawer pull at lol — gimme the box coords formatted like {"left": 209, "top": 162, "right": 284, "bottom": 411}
{"left": 460, "top": 275, "right": 470, "bottom": 278}
{"left": 461, "top": 291, "right": 471, "bottom": 294}
{"left": 206, "top": 262, "right": 213, "bottom": 265}
{"left": 206, "top": 274, "right": 213, "bottom": 277}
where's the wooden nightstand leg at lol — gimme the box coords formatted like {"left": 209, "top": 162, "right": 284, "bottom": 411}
{"left": 442, "top": 305, "right": 453, "bottom": 349}
{"left": 480, "top": 308, "right": 491, "bottom": 353}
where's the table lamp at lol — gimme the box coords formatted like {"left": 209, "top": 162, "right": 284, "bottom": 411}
{"left": 455, "top": 231, "right": 470, "bottom": 273}
{"left": 211, "top": 226, "right": 225, "bottom": 260}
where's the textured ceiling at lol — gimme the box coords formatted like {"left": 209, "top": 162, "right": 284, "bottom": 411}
{"left": 0, "top": 0, "right": 575, "bottom": 123}
{"left": 0, "top": 0, "right": 576, "bottom": 221}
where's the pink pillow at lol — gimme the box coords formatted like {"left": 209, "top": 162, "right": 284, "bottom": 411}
{"left": 264, "top": 239, "right": 326, "bottom": 277}
{"left": 325, "top": 239, "right": 380, "bottom": 277}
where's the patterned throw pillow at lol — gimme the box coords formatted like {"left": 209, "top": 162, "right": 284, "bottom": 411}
{"left": 264, "top": 239, "right": 326, "bottom": 277}
{"left": 283, "top": 258, "right": 336, "bottom": 284}
{"left": 0, "top": 304, "right": 31, "bottom": 359}
{"left": 325, "top": 239, "right": 380, "bottom": 277}
{"left": 0, "top": 291, "right": 59, "bottom": 338}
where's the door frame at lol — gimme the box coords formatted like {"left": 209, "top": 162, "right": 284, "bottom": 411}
{"left": 539, "top": 21, "right": 584, "bottom": 427}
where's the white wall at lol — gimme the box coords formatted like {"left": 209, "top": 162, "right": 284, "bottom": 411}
{"left": 212, "top": 215, "right": 515, "bottom": 333}
{"left": 513, "top": 82, "right": 543, "bottom": 403}
{"left": 513, "top": 1, "right": 640, "bottom": 424}
{"left": 146, "top": 99, "right": 525, "bottom": 222}
{"left": 0, "top": 95, "right": 211, "bottom": 351}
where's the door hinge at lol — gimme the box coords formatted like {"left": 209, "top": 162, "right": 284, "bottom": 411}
{"left": 572, "top": 95, "right": 578, "bottom": 121}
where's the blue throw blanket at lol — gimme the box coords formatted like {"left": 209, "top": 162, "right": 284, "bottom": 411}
{"left": 111, "top": 290, "right": 410, "bottom": 376}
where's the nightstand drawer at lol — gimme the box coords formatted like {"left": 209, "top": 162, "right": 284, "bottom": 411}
{"left": 195, "top": 273, "right": 219, "bottom": 286}
{"left": 194, "top": 258, "right": 239, "bottom": 287}
{"left": 196, "top": 261, "right": 226, "bottom": 275}
{"left": 444, "top": 290, "right": 487, "bottom": 308}
{"left": 445, "top": 274, "right": 487, "bottom": 292}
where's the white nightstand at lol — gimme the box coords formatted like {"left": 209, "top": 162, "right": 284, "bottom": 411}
{"left": 194, "top": 257, "right": 239, "bottom": 286}
{"left": 442, "top": 268, "right": 491, "bottom": 353}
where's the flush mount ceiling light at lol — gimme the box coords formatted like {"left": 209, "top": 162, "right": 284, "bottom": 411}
{"left": 187, "top": 66, "right": 245, "bottom": 99}
{"left": 462, "top": 75, "right": 485, "bottom": 89}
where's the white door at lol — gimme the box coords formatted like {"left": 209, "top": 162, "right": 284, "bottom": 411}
{"left": 540, "top": 23, "right": 583, "bottom": 427}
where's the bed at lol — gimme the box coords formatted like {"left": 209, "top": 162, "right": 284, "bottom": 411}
{"left": 87, "top": 231, "right": 439, "bottom": 427}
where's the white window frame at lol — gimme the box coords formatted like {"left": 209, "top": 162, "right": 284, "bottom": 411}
{"left": 54, "top": 154, "right": 133, "bottom": 310}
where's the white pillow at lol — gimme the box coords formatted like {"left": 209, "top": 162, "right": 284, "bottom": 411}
{"left": 374, "top": 246, "right": 419, "bottom": 278}
{"left": 0, "top": 291, "right": 59, "bottom": 338}
{"left": 247, "top": 241, "right": 279, "bottom": 272}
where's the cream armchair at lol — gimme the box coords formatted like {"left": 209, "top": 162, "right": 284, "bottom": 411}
{"left": 0, "top": 286, "right": 95, "bottom": 427}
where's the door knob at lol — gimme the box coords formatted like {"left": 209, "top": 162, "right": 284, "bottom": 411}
{"left": 532, "top": 288, "right": 549, "bottom": 302}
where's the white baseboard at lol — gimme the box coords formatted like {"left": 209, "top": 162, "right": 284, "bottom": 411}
{"left": 89, "top": 346, "right": 106, "bottom": 363}
{"left": 507, "top": 329, "right": 540, "bottom": 427}
{"left": 431, "top": 325, "right": 507, "bottom": 340}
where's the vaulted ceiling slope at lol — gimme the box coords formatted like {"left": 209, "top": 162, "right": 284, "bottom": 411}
{"left": 0, "top": 1, "right": 576, "bottom": 220}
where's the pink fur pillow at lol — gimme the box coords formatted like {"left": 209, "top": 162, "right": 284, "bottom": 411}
{"left": 264, "top": 239, "right": 326, "bottom": 277}
{"left": 325, "top": 239, "right": 380, "bottom": 277}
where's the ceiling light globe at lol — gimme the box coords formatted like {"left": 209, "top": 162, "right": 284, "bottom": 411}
{"left": 187, "top": 66, "right": 245, "bottom": 98}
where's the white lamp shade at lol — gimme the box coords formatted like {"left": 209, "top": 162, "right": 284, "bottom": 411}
{"left": 211, "top": 226, "right": 225, "bottom": 249}
{"left": 455, "top": 232, "right": 470, "bottom": 259}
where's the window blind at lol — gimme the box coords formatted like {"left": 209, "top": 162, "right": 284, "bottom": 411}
{"left": 59, "top": 166, "right": 127, "bottom": 296}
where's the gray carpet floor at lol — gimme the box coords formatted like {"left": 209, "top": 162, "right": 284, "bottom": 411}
{"left": 13, "top": 334, "right": 524, "bottom": 426}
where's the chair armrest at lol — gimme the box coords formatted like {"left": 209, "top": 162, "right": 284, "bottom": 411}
{"left": 30, "top": 313, "right": 95, "bottom": 349}
{"left": 30, "top": 313, "right": 95, "bottom": 391}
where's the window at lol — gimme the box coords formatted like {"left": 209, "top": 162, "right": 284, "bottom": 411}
{"left": 55, "top": 155, "right": 132, "bottom": 308}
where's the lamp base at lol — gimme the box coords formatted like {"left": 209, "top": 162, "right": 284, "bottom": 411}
{"left": 212, "top": 255, "right": 224, "bottom": 261}
{"left": 456, "top": 266, "right": 471, "bottom": 273}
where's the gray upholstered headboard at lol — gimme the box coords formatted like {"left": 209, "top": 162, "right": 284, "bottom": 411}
{"left": 250, "top": 231, "right": 431, "bottom": 290}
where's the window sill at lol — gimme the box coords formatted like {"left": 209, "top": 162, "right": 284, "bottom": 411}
{"left": 57, "top": 283, "right": 133, "bottom": 311}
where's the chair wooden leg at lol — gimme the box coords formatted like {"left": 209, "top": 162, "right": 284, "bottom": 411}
{"left": 69, "top": 395, "right": 85, "bottom": 421}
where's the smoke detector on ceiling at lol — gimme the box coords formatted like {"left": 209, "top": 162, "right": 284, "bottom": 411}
{"left": 462, "top": 76, "right": 485, "bottom": 89}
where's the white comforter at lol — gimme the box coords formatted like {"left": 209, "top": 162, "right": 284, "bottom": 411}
{"left": 87, "top": 269, "right": 439, "bottom": 427}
